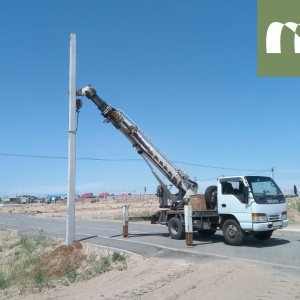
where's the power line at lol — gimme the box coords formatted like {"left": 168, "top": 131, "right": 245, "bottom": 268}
{"left": 0, "top": 152, "right": 67, "bottom": 160}
{"left": 174, "top": 160, "right": 270, "bottom": 172}
{"left": 196, "top": 175, "right": 220, "bottom": 182}
{"left": 0, "top": 152, "right": 139, "bottom": 161}
{"left": 0, "top": 152, "right": 272, "bottom": 172}
{"left": 195, "top": 168, "right": 271, "bottom": 182}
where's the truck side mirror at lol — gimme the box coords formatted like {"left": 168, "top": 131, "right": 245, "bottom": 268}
{"left": 242, "top": 186, "right": 249, "bottom": 203}
{"left": 294, "top": 185, "right": 298, "bottom": 196}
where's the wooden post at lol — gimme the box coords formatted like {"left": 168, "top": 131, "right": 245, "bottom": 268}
{"left": 122, "top": 205, "right": 129, "bottom": 238}
{"left": 184, "top": 204, "right": 193, "bottom": 247}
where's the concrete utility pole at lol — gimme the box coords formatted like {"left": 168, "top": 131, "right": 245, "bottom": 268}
{"left": 67, "top": 33, "right": 76, "bottom": 246}
{"left": 271, "top": 167, "right": 275, "bottom": 179}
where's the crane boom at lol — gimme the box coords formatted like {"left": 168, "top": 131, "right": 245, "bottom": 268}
{"left": 76, "top": 84, "right": 198, "bottom": 208}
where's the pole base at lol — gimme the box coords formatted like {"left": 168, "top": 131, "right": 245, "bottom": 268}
{"left": 123, "top": 225, "right": 128, "bottom": 238}
{"left": 185, "top": 232, "right": 193, "bottom": 246}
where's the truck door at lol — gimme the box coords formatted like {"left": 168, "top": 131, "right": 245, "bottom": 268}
{"left": 218, "top": 178, "right": 253, "bottom": 230}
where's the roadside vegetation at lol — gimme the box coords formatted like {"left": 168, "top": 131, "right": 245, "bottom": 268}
{"left": 0, "top": 228, "right": 127, "bottom": 298}
{"left": 290, "top": 198, "right": 300, "bottom": 212}
{"left": 286, "top": 197, "right": 300, "bottom": 224}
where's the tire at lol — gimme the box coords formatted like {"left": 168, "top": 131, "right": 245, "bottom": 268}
{"left": 197, "top": 229, "right": 216, "bottom": 237}
{"left": 205, "top": 185, "right": 217, "bottom": 209}
{"left": 254, "top": 230, "right": 273, "bottom": 241}
{"left": 222, "top": 219, "right": 244, "bottom": 246}
{"left": 168, "top": 217, "right": 185, "bottom": 240}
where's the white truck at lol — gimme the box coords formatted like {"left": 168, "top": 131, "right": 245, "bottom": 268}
{"left": 76, "top": 84, "right": 289, "bottom": 246}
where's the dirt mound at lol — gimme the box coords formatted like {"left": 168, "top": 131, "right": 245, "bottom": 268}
{"left": 38, "top": 241, "right": 86, "bottom": 278}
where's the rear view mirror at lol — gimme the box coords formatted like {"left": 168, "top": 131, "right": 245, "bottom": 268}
{"left": 294, "top": 185, "right": 298, "bottom": 196}
{"left": 243, "top": 186, "right": 249, "bottom": 197}
{"left": 242, "top": 186, "right": 249, "bottom": 203}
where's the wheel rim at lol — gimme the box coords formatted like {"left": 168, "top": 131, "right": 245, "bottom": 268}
{"left": 226, "top": 224, "right": 238, "bottom": 239}
{"left": 170, "top": 224, "right": 179, "bottom": 235}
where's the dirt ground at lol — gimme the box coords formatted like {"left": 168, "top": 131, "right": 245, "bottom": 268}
{"left": 1, "top": 197, "right": 300, "bottom": 223}
{"left": 1, "top": 197, "right": 300, "bottom": 300}
{"left": 0, "top": 198, "right": 160, "bottom": 221}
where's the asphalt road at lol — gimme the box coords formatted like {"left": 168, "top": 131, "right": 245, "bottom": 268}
{"left": 0, "top": 213, "right": 299, "bottom": 275}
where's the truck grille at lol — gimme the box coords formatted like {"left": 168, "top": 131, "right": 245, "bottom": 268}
{"left": 268, "top": 214, "right": 281, "bottom": 221}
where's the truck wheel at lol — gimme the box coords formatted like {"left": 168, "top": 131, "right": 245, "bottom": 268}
{"left": 168, "top": 217, "right": 185, "bottom": 240}
{"left": 197, "top": 229, "right": 216, "bottom": 237}
{"left": 222, "top": 219, "right": 244, "bottom": 245}
{"left": 254, "top": 230, "right": 273, "bottom": 241}
{"left": 205, "top": 185, "right": 217, "bottom": 209}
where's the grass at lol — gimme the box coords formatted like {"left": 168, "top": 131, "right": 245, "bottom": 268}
{"left": 65, "top": 266, "right": 77, "bottom": 283}
{"left": 112, "top": 251, "right": 126, "bottom": 262}
{"left": 85, "top": 249, "right": 126, "bottom": 276}
{"left": 0, "top": 230, "right": 55, "bottom": 292}
{"left": 93, "top": 256, "right": 111, "bottom": 274}
{"left": 0, "top": 229, "right": 128, "bottom": 297}
{"left": 294, "top": 199, "right": 300, "bottom": 212}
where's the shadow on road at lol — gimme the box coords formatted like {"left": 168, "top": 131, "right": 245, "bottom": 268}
{"left": 193, "top": 232, "right": 290, "bottom": 247}
{"left": 78, "top": 235, "right": 98, "bottom": 242}
{"left": 79, "top": 231, "right": 291, "bottom": 248}
{"left": 241, "top": 236, "right": 290, "bottom": 247}
{"left": 110, "top": 232, "right": 170, "bottom": 238}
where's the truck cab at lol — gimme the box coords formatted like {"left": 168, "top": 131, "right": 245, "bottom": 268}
{"left": 217, "top": 176, "right": 288, "bottom": 245}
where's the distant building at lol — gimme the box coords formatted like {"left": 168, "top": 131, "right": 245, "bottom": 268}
{"left": 45, "top": 194, "right": 67, "bottom": 203}
{"left": 98, "top": 192, "right": 110, "bottom": 198}
{"left": 80, "top": 193, "right": 94, "bottom": 198}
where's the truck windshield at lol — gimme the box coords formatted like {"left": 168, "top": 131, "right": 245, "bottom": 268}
{"left": 245, "top": 176, "right": 285, "bottom": 204}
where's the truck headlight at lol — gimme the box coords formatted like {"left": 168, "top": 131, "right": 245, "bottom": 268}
{"left": 252, "top": 213, "right": 268, "bottom": 222}
{"left": 281, "top": 211, "right": 287, "bottom": 220}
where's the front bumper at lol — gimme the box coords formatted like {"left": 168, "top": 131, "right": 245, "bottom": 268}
{"left": 253, "top": 219, "right": 289, "bottom": 231}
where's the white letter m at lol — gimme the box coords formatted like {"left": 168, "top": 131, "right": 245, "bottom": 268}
{"left": 266, "top": 22, "right": 300, "bottom": 53}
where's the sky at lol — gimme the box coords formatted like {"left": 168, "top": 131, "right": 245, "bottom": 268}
{"left": 0, "top": 0, "right": 299, "bottom": 198}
